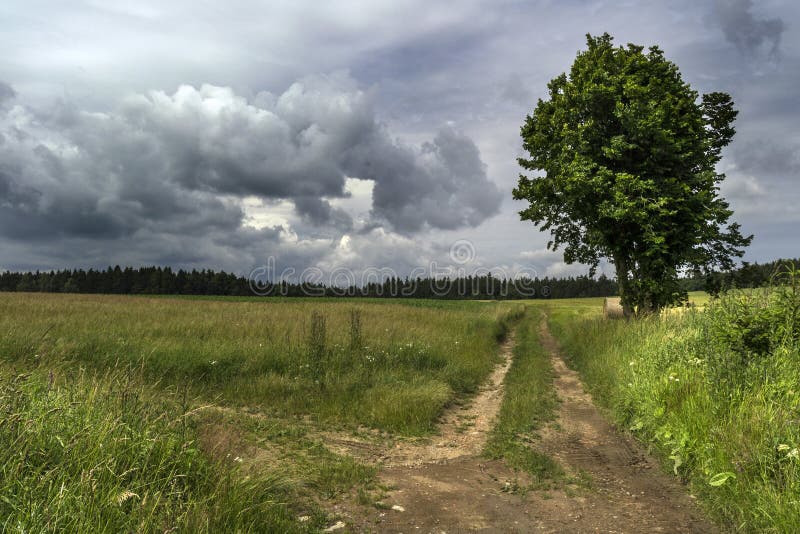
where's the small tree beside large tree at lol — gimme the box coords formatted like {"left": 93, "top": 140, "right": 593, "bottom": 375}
{"left": 513, "top": 33, "right": 752, "bottom": 316}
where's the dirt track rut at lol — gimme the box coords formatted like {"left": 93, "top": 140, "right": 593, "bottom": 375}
{"left": 330, "top": 319, "right": 717, "bottom": 533}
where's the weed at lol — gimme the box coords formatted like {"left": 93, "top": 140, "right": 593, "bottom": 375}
{"left": 349, "top": 309, "right": 363, "bottom": 352}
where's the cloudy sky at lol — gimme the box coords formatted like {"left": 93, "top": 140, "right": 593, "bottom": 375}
{"left": 0, "top": 0, "right": 796, "bottom": 282}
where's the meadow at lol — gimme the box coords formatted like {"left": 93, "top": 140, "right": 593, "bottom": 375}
{"left": 0, "top": 293, "right": 522, "bottom": 433}
{"left": 0, "top": 292, "right": 523, "bottom": 532}
{"left": 3, "top": 282, "right": 799, "bottom": 532}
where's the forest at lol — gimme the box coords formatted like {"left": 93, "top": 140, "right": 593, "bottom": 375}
{"left": 1, "top": 258, "right": 795, "bottom": 300}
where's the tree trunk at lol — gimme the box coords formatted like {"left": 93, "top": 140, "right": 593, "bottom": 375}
{"left": 613, "top": 253, "right": 634, "bottom": 318}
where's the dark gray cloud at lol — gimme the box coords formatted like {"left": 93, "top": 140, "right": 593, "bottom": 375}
{"left": 0, "top": 0, "right": 798, "bottom": 275}
{"left": 713, "top": 0, "right": 785, "bottom": 58}
{"left": 0, "top": 74, "right": 499, "bottom": 269}
{"left": 345, "top": 125, "right": 502, "bottom": 232}
{"left": 0, "top": 81, "right": 14, "bottom": 103}
{"left": 294, "top": 196, "right": 353, "bottom": 230}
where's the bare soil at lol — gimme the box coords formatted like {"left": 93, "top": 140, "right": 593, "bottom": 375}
{"left": 327, "top": 320, "right": 718, "bottom": 533}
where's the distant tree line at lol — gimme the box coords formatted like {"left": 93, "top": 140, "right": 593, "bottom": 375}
{"left": 0, "top": 266, "right": 618, "bottom": 299}
{"left": 2, "top": 259, "right": 793, "bottom": 300}
{"left": 680, "top": 258, "right": 800, "bottom": 294}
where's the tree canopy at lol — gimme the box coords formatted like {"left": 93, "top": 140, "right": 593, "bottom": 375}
{"left": 513, "top": 33, "right": 751, "bottom": 316}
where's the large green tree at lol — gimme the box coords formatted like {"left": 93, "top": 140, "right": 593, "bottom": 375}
{"left": 513, "top": 33, "right": 752, "bottom": 316}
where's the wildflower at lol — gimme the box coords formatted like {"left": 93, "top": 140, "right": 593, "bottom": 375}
{"left": 778, "top": 444, "right": 791, "bottom": 452}
{"left": 788, "top": 449, "right": 799, "bottom": 459}
{"left": 210, "top": 360, "right": 218, "bottom": 366}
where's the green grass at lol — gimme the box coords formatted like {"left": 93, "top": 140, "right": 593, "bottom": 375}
{"left": 0, "top": 292, "right": 522, "bottom": 532}
{"left": 0, "top": 366, "right": 324, "bottom": 533}
{"left": 0, "top": 293, "right": 522, "bottom": 434}
{"left": 484, "top": 307, "right": 562, "bottom": 485}
{"left": 547, "top": 282, "right": 800, "bottom": 533}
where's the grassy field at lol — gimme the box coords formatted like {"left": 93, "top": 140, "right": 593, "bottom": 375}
{"left": 0, "top": 292, "right": 523, "bottom": 532}
{"left": 0, "top": 293, "right": 522, "bottom": 434}
{"left": 5, "top": 285, "right": 798, "bottom": 532}
{"left": 546, "top": 281, "right": 800, "bottom": 532}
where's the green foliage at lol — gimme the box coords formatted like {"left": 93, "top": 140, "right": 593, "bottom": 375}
{"left": 0, "top": 266, "right": 620, "bottom": 300}
{"left": 548, "top": 279, "right": 800, "bottom": 532}
{"left": 679, "top": 257, "right": 800, "bottom": 294}
{"left": 514, "top": 33, "right": 751, "bottom": 315}
{"left": 704, "top": 268, "right": 800, "bottom": 380}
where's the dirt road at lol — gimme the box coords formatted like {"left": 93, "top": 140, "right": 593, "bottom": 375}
{"left": 329, "top": 320, "right": 717, "bottom": 533}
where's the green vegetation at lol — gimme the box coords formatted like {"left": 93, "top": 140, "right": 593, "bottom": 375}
{"left": 0, "top": 293, "right": 521, "bottom": 532}
{"left": 514, "top": 33, "right": 750, "bottom": 315}
{"left": 548, "top": 274, "right": 800, "bottom": 532}
{"left": 0, "top": 266, "right": 619, "bottom": 300}
{"left": 8, "top": 281, "right": 798, "bottom": 531}
{"left": 0, "top": 366, "right": 323, "bottom": 533}
{"left": 0, "top": 293, "right": 522, "bottom": 434}
{"left": 484, "top": 308, "right": 562, "bottom": 484}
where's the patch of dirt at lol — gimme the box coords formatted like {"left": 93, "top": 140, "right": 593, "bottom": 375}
{"left": 329, "top": 320, "right": 718, "bottom": 533}
{"left": 321, "top": 333, "right": 515, "bottom": 468}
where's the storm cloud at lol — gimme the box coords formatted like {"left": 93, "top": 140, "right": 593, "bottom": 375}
{"left": 0, "top": 74, "right": 501, "bottom": 249}
{"left": 713, "top": 0, "right": 785, "bottom": 58}
{"left": 0, "top": 0, "right": 797, "bottom": 277}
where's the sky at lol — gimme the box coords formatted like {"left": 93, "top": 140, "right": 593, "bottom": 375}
{"left": 0, "top": 0, "right": 797, "bottom": 283}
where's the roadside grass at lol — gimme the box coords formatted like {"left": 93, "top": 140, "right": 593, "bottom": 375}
{"left": 547, "top": 282, "right": 800, "bottom": 533}
{"left": 484, "top": 307, "right": 563, "bottom": 487}
{"left": 0, "top": 293, "right": 522, "bottom": 434}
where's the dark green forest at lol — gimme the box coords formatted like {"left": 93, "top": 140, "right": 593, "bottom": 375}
{"left": 0, "top": 258, "right": 795, "bottom": 300}
{"left": 0, "top": 265, "right": 615, "bottom": 299}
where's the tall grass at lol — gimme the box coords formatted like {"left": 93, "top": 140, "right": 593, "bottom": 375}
{"left": 0, "top": 366, "right": 315, "bottom": 533}
{"left": 0, "top": 293, "right": 522, "bottom": 434}
{"left": 548, "top": 277, "right": 800, "bottom": 532}
{"left": 0, "top": 294, "right": 521, "bottom": 531}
